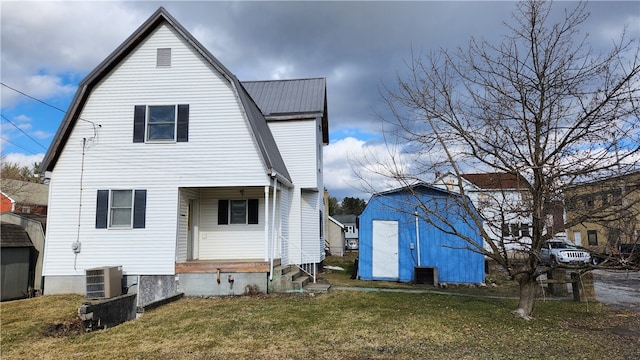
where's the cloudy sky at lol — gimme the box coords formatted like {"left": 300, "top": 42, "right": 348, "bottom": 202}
{"left": 1, "top": 1, "right": 638, "bottom": 200}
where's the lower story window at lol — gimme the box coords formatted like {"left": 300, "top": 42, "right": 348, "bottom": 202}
{"left": 587, "top": 230, "right": 598, "bottom": 246}
{"left": 111, "top": 190, "right": 133, "bottom": 227}
{"left": 96, "top": 189, "right": 147, "bottom": 229}
{"left": 218, "top": 199, "right": 259, "bottom": 225}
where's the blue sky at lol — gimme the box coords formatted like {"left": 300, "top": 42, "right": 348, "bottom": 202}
{"left": 2, "top": 1, "right": 638, "bottom": 200}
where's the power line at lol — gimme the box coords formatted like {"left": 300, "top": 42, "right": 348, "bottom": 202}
{"left": 1, "top": 82, "right": 97, "bottom": 125}
{"left": 0, "top": 114, "right": 48, "bottom": 150}
{"left": 1, "top": 82, "right": 69, "bottom": 114}
{"left": 0, "top": 136, "right": 40, "bottom": 155}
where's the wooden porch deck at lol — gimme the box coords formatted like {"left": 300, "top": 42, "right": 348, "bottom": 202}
{"left": 175, "top": 259, "right": 281, "bottom": 274}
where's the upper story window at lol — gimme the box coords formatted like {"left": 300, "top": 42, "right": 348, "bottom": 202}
{"left": 133, "top": 104, "right": 189, "bottom": 143}
{"left": 148, "top": 105, "right": 176, "bottom": 141}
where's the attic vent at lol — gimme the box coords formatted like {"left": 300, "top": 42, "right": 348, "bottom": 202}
{"left": 157, "top": 48, "right": 171, "bottom": 67}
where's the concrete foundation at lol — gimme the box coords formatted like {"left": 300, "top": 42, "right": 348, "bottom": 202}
{"left": 178, "top": 272, "right": 267, "bottom": 296}
{"left": 43, "top": 275, "right": 86, "bottom": 295}
{"left": 137, "top": 275, "right": 177, "bottom": 307}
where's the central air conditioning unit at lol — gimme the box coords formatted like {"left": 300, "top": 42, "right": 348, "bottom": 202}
{"left": 85, "top": 266, "right": 122, "bottom": 299}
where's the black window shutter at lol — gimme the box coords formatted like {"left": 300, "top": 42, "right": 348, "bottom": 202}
{"left": 133, "top": 190, "right": 147, "bottom": 229}
{"left": 96, "top": 190, "right": 109, "bottom": 228}
{"left": 177, "top": 104, "right": 189, "bottom": 142}
{"left": 218, "top": 200, "right": 229, "bottom": 225}
{"left": 248, "top": 199, "right": 259, "bottom": 224}
{"left": 133, "top": 105, "right": 146, "bottom": 143}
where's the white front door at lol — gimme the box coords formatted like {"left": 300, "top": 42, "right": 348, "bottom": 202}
{"left": 187, "top": 199, "right": 199, "bottom": 260}
{"left": 372, "top": 220, "right": 399, "bottom": 279}
{"left": 574, "top": 231, "right": 582, "bottom": 247}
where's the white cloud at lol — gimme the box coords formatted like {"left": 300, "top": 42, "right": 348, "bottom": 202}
{"left": 1, "top": 152, "right": 45, "bottom": 168}
{"left": 33, "top": 130, "right": 53, "bottom": 140}
{"left": 1, "top": 1, "right": 145, "bottom": 107}
{"left": 324, "top": 136, "right": 416, "bottom": 199}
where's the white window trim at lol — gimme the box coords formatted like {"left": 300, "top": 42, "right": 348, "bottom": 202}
{"left": 109, "top": 189, "right": 134, "bottom": 229}
{"left": 146, "top": 105, "right": 178, "bottom": 143}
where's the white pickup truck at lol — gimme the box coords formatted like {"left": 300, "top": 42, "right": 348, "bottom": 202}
{"left": 540, "top": 239, "right": 591, "bottom": 266}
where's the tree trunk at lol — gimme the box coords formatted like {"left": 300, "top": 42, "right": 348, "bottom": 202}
{"left": 514, "top": 274, "right": 537, "bottom": 320}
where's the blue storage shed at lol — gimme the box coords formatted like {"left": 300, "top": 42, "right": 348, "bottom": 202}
{"left": 358, "top": 183, "right": 484, "bottom": 284}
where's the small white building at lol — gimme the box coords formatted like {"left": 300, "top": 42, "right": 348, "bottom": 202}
{"left": 40, "top": 8, "right": 328, "bottom": 302}
{"left": 326, "top": 216, "right": 346, "bottom": 256}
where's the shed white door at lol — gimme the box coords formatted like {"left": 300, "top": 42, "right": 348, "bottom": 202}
{"left": 372, "top": 220, "right": 399, "bottom": 279}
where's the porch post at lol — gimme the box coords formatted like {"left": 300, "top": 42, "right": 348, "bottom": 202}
{"left": 264, "top": 186, "right": 270, "bottom": 262}
{"left": 270, "top": 177, "right": 278, "bottom": 280}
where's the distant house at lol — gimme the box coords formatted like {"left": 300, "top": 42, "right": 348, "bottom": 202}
{"left": 1, "top": 222, "right": 38, "bottom": 300}
{"left": 333, "top": 214, "right": 359, "bottom": 249}
{"left": 0, "top": 179, "right": 48, "bottom": 215}
{"left": 326, "top": 216, "right": 346, "bottom": 256}
{"left": 358, "top": 183, "right": 484, "bottom": 284}
{"left": 433, "top": 172, "right": 563, "bottom": 257}
{"left": 564, "top": 171, "right": 640, "bottom": 253}
{"left": 39, "top": 7, "right": 328, "bottom": 301}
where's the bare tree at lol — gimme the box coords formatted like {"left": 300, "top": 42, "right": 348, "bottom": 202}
{"left": 368, "top": 0, "right": 640, "bottom": 319}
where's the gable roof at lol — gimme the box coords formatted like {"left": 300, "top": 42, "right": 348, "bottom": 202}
{"left": 0, "top": 222, "right": 34, "bottom": 248}
{"left": 332, "top": 214, "right": 357, "bottom": 224}
{"left": 327, "top": 215, "right": 345, "bottom": 228}
{"left": 243, "top": 78, "right": 329, "bottom": 144}
{"left": 374, "top": 182, "right": 459, "bottom": 198}
{"left": 0, "top": 180, "right": 49, "bottom": 206}
{"left": 40, "top": 7, "right": 291, "bottom": 184}
{"left": 461, "top": 172, "right": 529, "bottom": 190}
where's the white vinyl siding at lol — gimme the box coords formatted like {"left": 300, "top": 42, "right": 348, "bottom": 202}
{"left": 176, "top": 188, "right": 199, "bottom": 263}
{"left": 269, "top": 119, "right": 318, "bottom": 189}
{"left": 301, "top": 190, "right": 323, "bottom": 263}
{"left": 197, "top": 188, "right": 265, "bottom": 260}
{"left": 42, "top": 25, "right": 270, "bottom": 277}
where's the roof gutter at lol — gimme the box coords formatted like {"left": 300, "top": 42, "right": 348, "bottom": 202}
{"left": 269, "top": 169, "right": 293, "bottom": 189}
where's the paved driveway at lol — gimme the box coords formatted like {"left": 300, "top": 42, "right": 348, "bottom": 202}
{"left": 593, "top": 270, "right": 640, "bottom": 312}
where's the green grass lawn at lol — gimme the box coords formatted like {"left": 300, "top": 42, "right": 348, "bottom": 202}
{"left": 2, "top": 255, "right": 639, "bottom": 359}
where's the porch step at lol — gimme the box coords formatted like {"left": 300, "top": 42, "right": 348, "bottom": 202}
{"left": 292, "top": 275, "right": 310, "bottom": 290}
{"left": 303, "top": 282, "right": 331, "bottom": 293}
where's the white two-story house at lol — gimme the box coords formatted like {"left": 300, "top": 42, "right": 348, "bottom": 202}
{"left": 40, "top": 7, "right": 328, "bottom": 302}
{"left": 433, "top": 172, "right": 536, "bottom": 258}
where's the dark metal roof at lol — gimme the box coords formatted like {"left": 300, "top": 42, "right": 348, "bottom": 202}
{"left": 332, "top": 215, "right": 357, "bottom": 224}
{"left": 40, "top": 7, "right": 291, "bottom": 183}
{"left": 0, "top": 222, "right": 34, "bottom": 248}
{"left": 462, "top": 173, "right": 529, "bottom": 190}
{"left": 243, "top": 78, "right": 329, "bottom": 145}
{"left": 242, "top": 78, "right": 325, "bottom": 115}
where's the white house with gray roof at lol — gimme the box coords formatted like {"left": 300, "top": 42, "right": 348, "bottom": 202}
{"left": 40, "top": 7, "right": 328, "bottom": 301}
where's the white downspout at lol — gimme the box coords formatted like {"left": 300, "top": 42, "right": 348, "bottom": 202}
{"left": 415, "top": 210, "right": 421, "bottom": 267}
{"left": 264, "top": 186, "right": 269, "bottom": 262}
{"left": 269, "top": 177, "right": 278, "bottom": 280}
